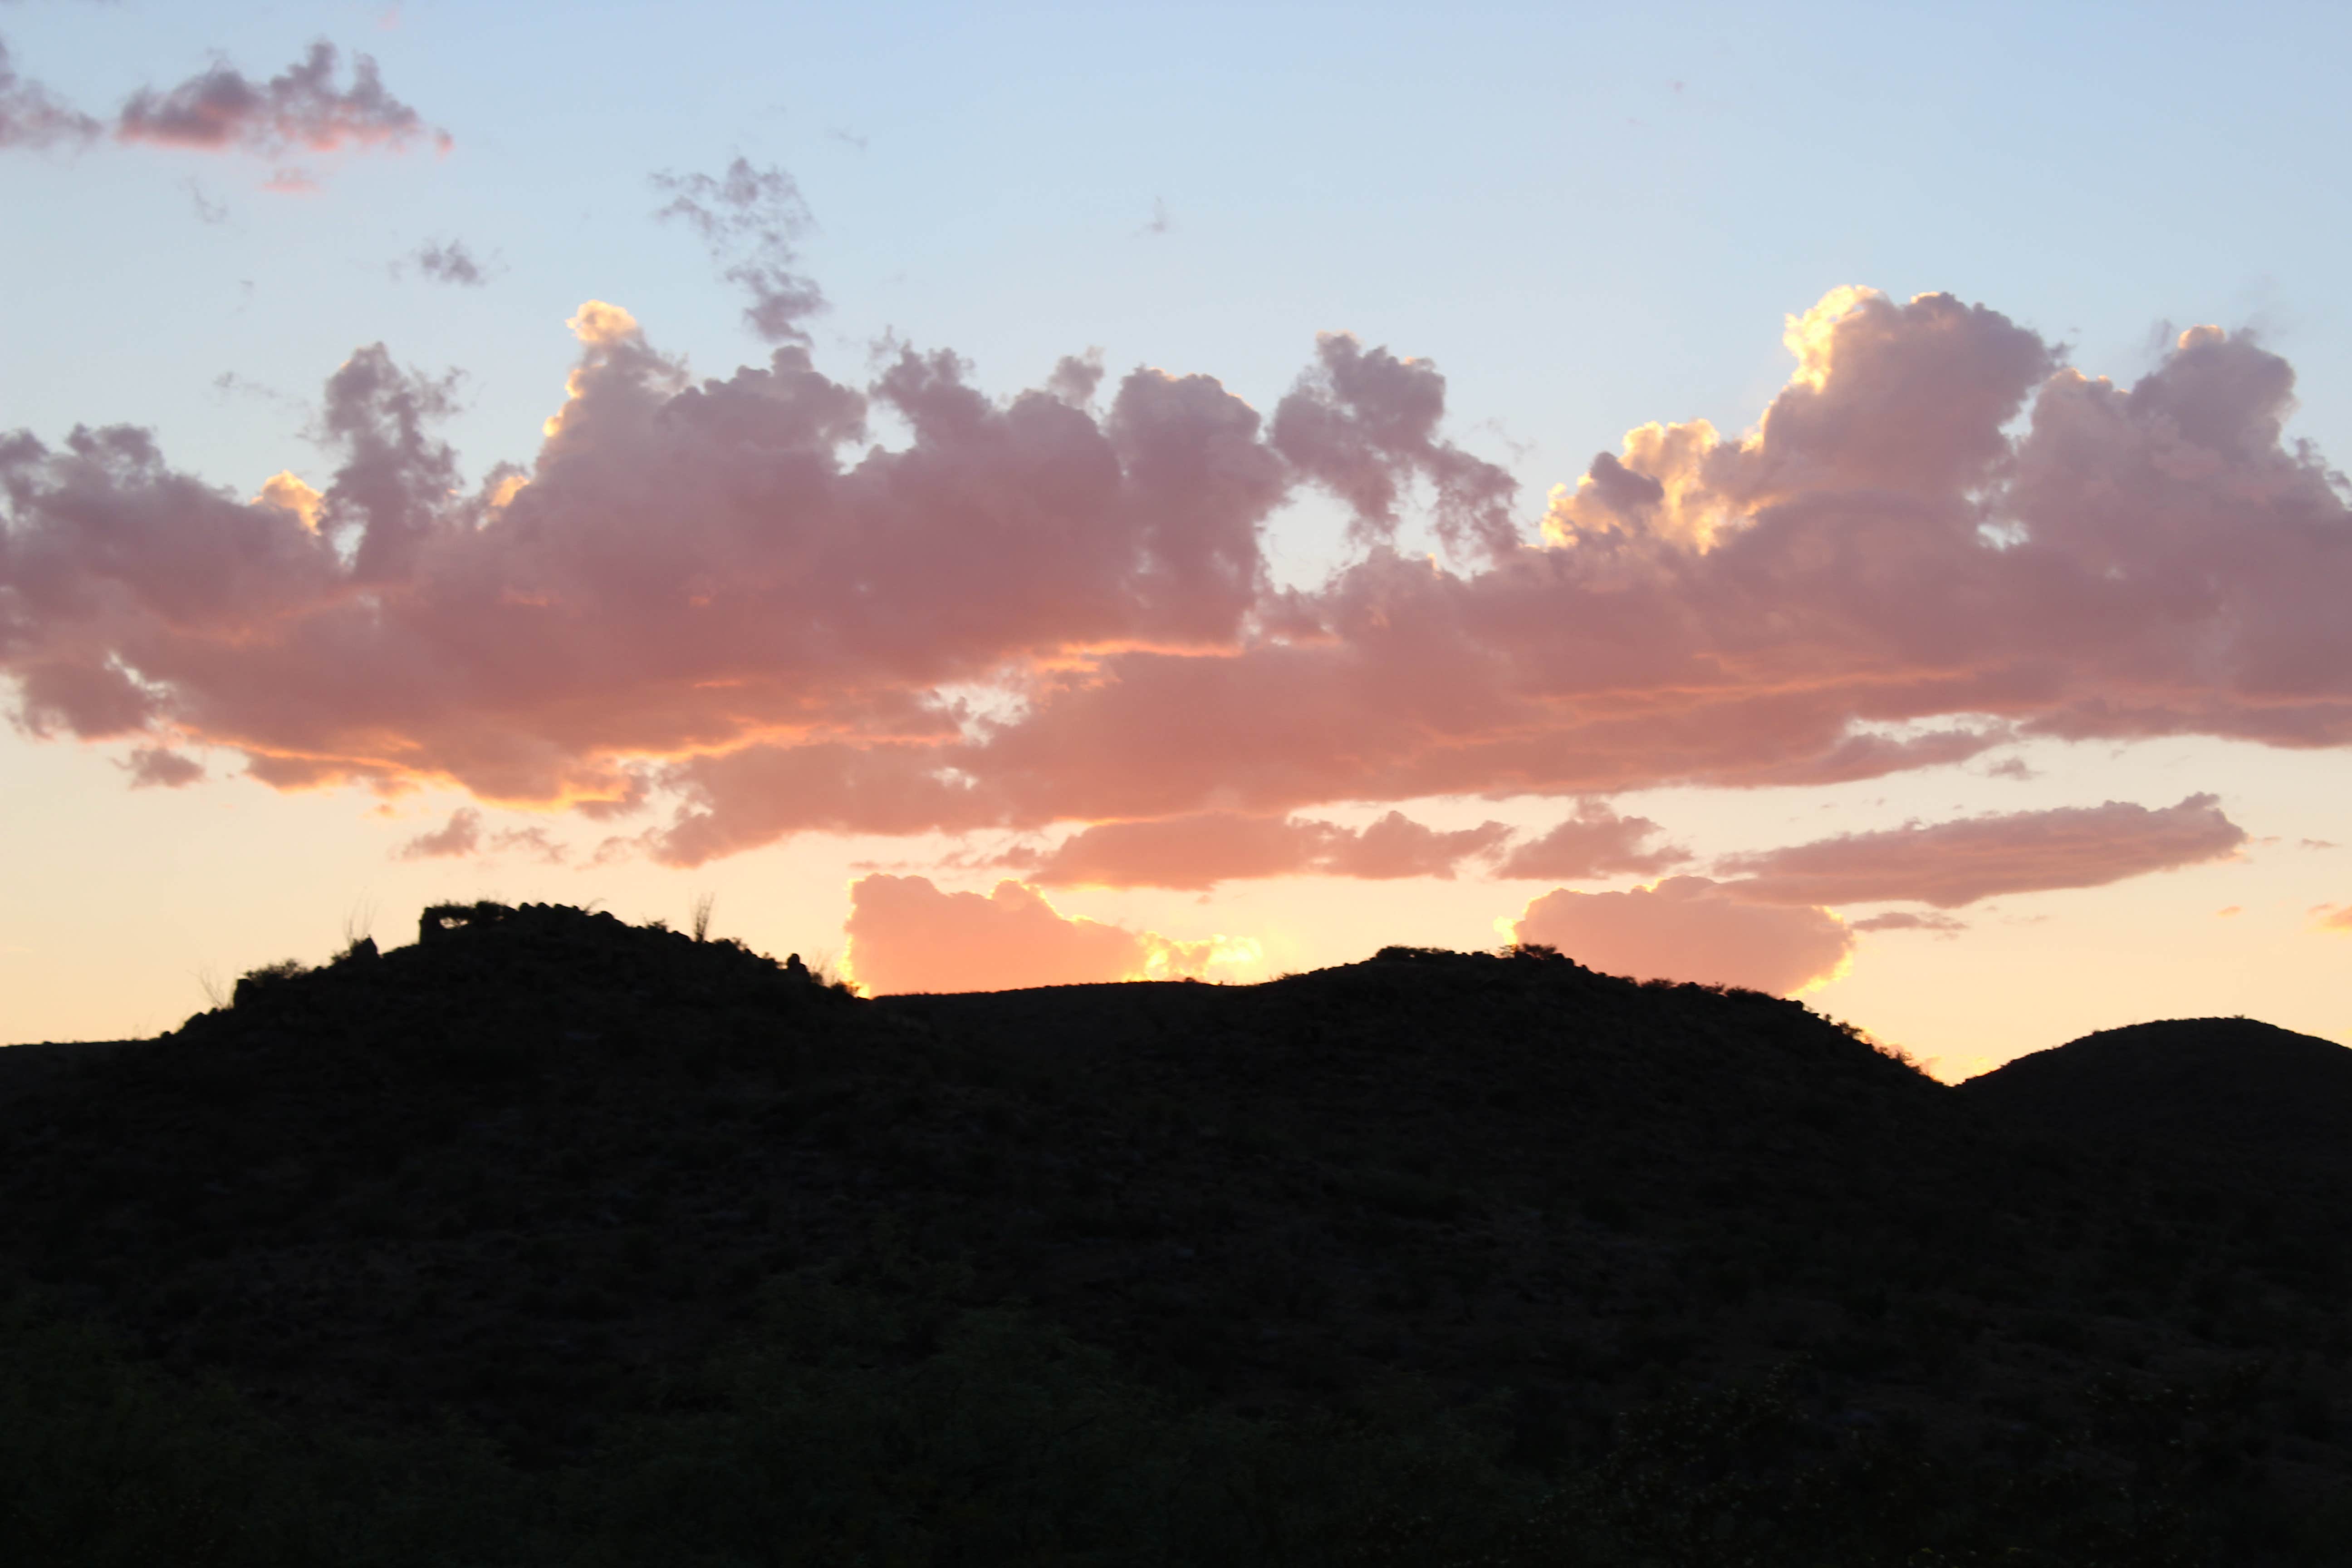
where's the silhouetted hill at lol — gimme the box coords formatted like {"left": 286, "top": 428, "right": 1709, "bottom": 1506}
{"left": 1961, "top": 1017, "right": 2352, "bottom": 1162}
{"left": 1, "top": 904, "right": 2348, "bottom": 1565}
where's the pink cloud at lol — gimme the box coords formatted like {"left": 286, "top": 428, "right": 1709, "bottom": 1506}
{"left": 117, "top": 40, "right": 448, "bottom": 158}
{"left": 1509, "top": 876, "right": 1853, "bottom": 995}
{"left": 3, "top": 283, "right": 2351, "bottom": 870}
{"left": 1493, "top": 799, "right": 1687, "bottom": 880}
{"left": 1021, "top": 808, "right": 1506, "bottom": 889}
{"left": 2315, "top": 904, "right": 2352, "bottom": 934}
{"left": 1712, "top": 794, "right": 2245, "bottom": 908}
{"left": 843, "top": 875, "right": 1245, "bottom": 994}
{"left": 396, "top": 807, "right": 481, "bottom": 860}
{"left": 394, "top": 805, "right": 568, "bottom": 862}
{"left": 0, "top": 39, "right": 102, "bottom": 149}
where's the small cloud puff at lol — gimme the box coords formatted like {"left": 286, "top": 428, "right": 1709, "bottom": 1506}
{"left": 395, "top": 806, "right": 568, "bottom": 863}
{"left": 118, "top": 746, "right": 205, "bottom": 789}
{"left": 403, "top": 237, "right": 493, "bottom": 288}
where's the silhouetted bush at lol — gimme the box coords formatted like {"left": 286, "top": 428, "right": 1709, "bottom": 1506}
{"left": 230, "top": 959, "right": 307, "bottom": 1008}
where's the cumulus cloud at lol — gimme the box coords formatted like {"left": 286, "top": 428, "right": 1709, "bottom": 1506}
{"left": 3, "top": 278, "right": 2351, "bottom": 881}
{"left": 1713, "top": 795, "right": 2246, "bottom": 908}
{"left": 1494, "top": 799, "right": 1687, "bottom": 880}
{"left": 116, "top": 40, "right": 447, "bottom": 159}
{"left": 1509, "top": 877, "right": 1853, "bottom": 995}
{"left": 2314, "top": 903, "right": 2352, "bottom": 934}
{"left": 843, "top": 875, "right": 1252, "bottom": 994}
{"left": 653, "top": 158, "right": 823, "bottom": 344}
{"left": 1020, "top": 808, "right": 1507, "bottom": 889}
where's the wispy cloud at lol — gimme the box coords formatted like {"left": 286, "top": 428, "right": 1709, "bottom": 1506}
{"left": 1711, "top": 796, "right": 2247, "bottom": 909}
{"left": 652, "top": 157, "right": 823, "bottom": 343}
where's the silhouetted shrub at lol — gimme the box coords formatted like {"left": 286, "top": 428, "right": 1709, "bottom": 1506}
{"left": 230, "top": 958, "right": 308, "bottom": 1008}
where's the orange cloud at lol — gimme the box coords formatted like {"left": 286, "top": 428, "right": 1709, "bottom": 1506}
{"left": 842, "top": 875, "right": 1250, "bottom": 994}
{"left": 1509, "top": 877, "right": 1853, "bottom": 996}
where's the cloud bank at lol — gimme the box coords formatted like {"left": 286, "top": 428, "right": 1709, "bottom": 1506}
{"left": 4, "top": 283, "right": 2347, "bottom": 887}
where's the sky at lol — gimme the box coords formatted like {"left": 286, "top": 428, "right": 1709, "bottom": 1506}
{"left": 2, "top": 0, "right": 2347, "bottom": 1078}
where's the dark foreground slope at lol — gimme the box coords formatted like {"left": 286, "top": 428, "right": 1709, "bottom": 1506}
{"left": 2, "top": 904, "right": 2349, "bottom": 1566}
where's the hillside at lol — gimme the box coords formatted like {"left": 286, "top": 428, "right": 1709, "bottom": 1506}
{"left": 1961, "top": 1017, "right": 2352, "bottom": 1158}
{"left": 1, "top": 902, "right": 2348, "bottom": 1565}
